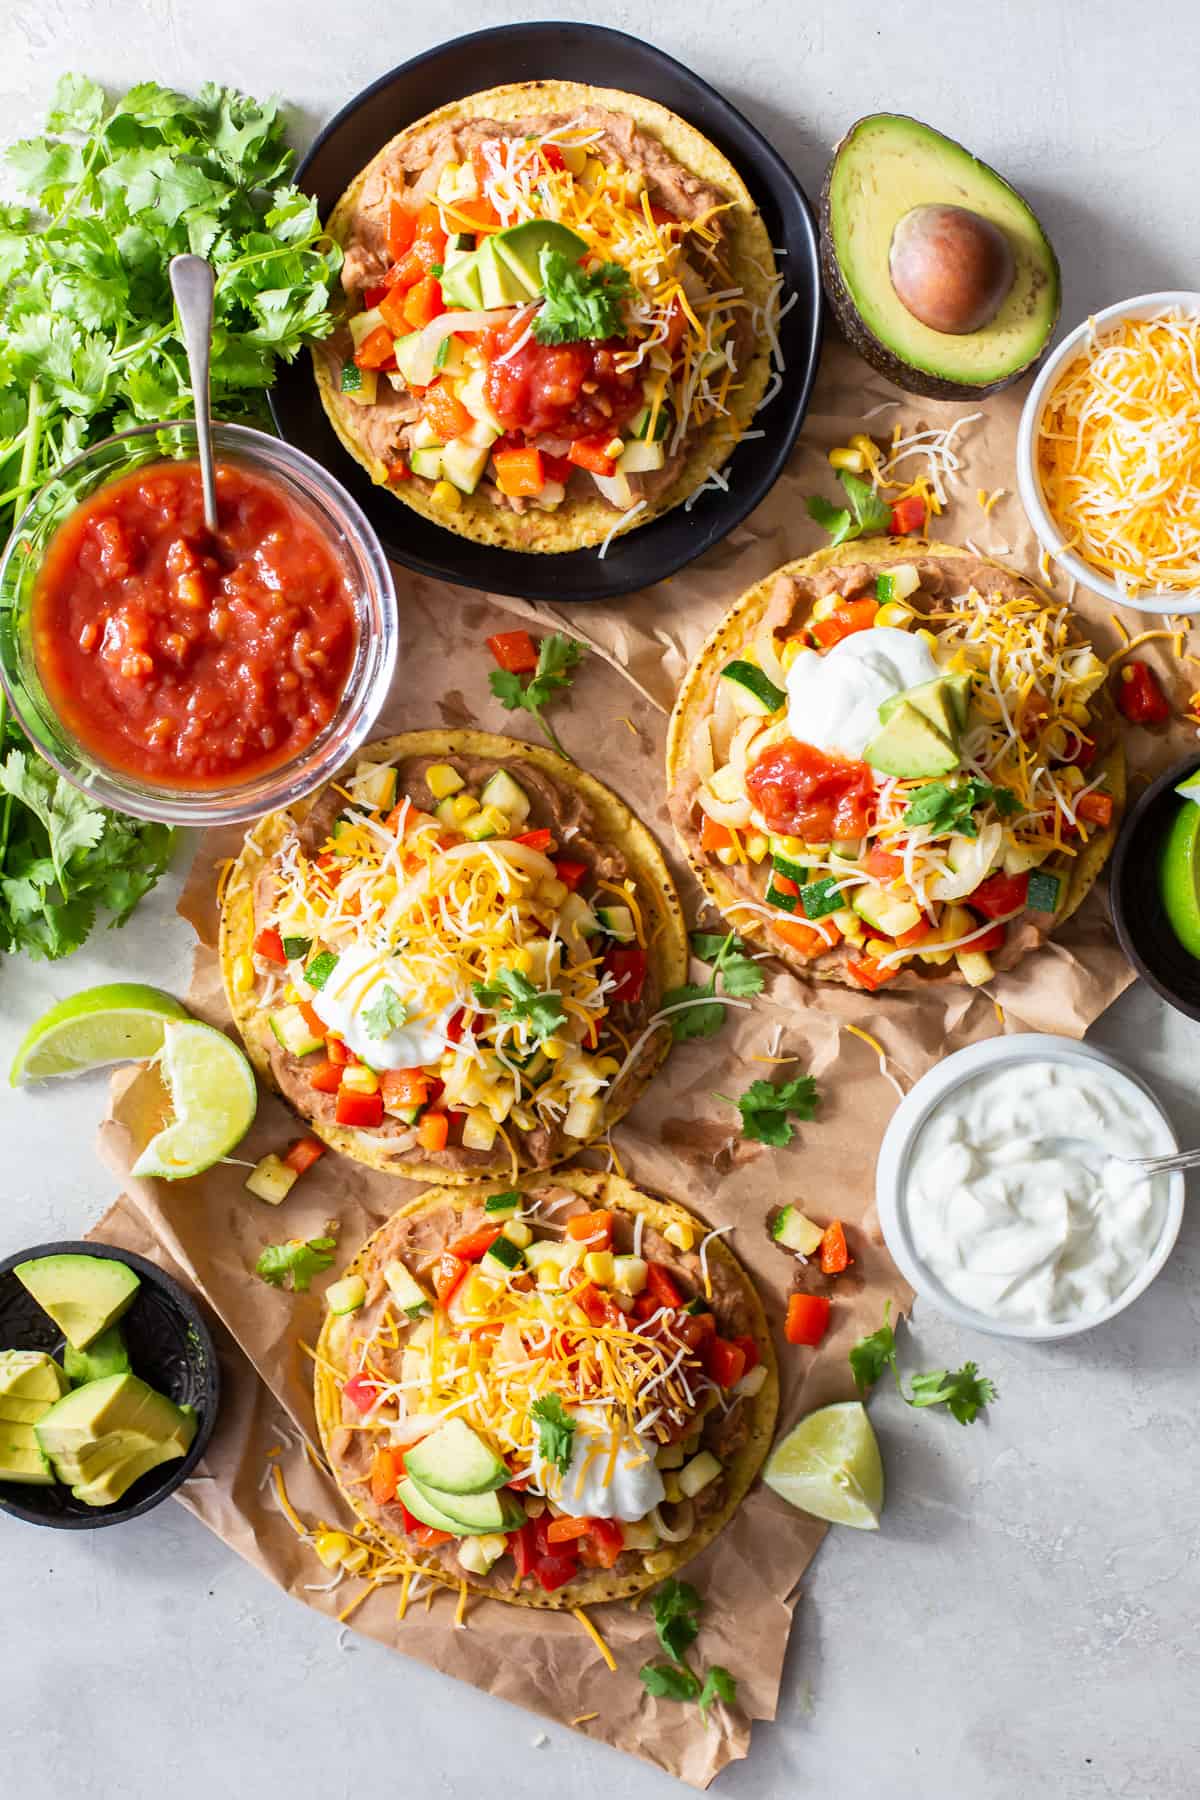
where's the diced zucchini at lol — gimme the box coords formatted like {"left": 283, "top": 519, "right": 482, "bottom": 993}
{"left": 629, "top": 402, "right": 670, "bottom": 442}
{"left": 595, "top": 905, "right": 635, "bottom": 942}
{"left": 765, "top": 877, "right": 799, "bottom": 913}
{"left": 350, "top": 762, "right": 397, "bottom": 810}
{"left": 384, "top": 1260, "right": 432, "bottom": 1315}
{"left": 563, "top": 1095, "right": 603, "bottom": 1139}
{"left": 850, "top": 882, "right": 922, "bottom": 938}
{"left": 719, "top": 659, "right": 787, "bottom": 716}
{"left": 410, "top": 446, "right": 444, "bottom": 480}
{"left": 734, "top": 1364, "right": 769, "bottom": 1397}
{"left": 326, "top": 1275, "right": 366, "bottom": 1316}
{"left": 613, "top": 1254, "right": 648, "bottom": 1296}
{"left": 281, "top": 935, "right": 312, "bottom": 962}
{"left": 244, "top": 1153, "right": 299, "bottom": 1206}
{"left": 340, "top": 364, "right": 378, "bottom": 405}
{"left": 956, "top": 949, "right": 994, "bottom": 987}
{"left": 592, "top": 468, "right": 634, "bottom": 510}
{"left": 617, "top": 438, "right": 665, "bottom": 474}
{"left": 479, "top": 770, "right": 531, "bottom": 826}
{"left": 457, "top": 1532, "right": 507, "bottom": 1576}
{"left": 456, "top": 369, "right": 504, "bottom": 434}
{"left": 461, "top": 1109, "right": 497, "bottom": 1152}
{"left": 483, "top": 1190, "right": 521, "bottom": 1218}
{"left": 348, "top": 306, "right": 385, "bottom": 348}
{"left": 481, "top": 1234, "right": 524, "bottom": 1276}
{"left": 435, "top": 793, "right": 480, "bottom": 829}
{"left": 875, "top": 563, "right": 920, "bottom": 604}
{"left": 410, "top": 417, "right": 442, "bottom": 451}
{"left": 799, "top": 876, "right": 844, "bottom": 921}
{"left": 679, "top": 1450, "right": 722, "bottom": 1497}
{"left": 771, "top": 1205, "right": 824, "bottom": 1256}
{"left": 462, "top": 804, "right": 510, "bottom": 841}
{"left": 656, "top": 1441, "right": 686, "bottom": 1469}
{"left": 501, "top": 1220, "right": 532, "bottom": 1249}
{"left": 433, "top": 335, "right": 467, "bottom": 377}
{"left": 1027, "top": 869, "right": 1061, "bottom": 913}
{"left": 1003, "top": 840, "right": 1048, "bottom": 876}
{"left": 269, "top": 1005, "right": 324, "bottom": 1058}
{"left": 304, "top": 951, "right": 338, "bottom": 991}
{"left": 831, "top": 837, "right": 861, "bottom": 861}
{"left": 769, "top": 840, "right": 810, "bottom": 885}
{"left": 441, "top": 435, "right": 491, "bottom": 495}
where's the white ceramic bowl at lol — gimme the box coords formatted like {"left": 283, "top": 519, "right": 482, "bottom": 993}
{"left": 876, "top": 1034, "right": 1185, "bottom": 1341}
{"left": 1015, "top": 290, "right": 1200, "bottom": 615}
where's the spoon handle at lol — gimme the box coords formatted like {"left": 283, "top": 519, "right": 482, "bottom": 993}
{"left": 168, "top": 254, "right": 219, "bottom": 534}
{"left": 1128, "top": 1145, "right": 1200, "bottom": 1176}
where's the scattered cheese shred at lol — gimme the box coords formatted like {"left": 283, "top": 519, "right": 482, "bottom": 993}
{"left": 454, "top": 1580, "right": 470, "bottom": 1630}
{"left": 843, "top": 1024, "right": 906, "bottom": 1102}
{"left": 337, "top": 1582, "right": 378, "bottom": 1624}
{"left": 572, "top": 1606, "right": 618, "bottom": 1672}
{"left": 572, "top": 1712, "right": 600, "bottom": 1727}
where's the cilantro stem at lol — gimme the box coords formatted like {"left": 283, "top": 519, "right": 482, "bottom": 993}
{"left": 531, "top": 706, "right": 569, "bottom": 760}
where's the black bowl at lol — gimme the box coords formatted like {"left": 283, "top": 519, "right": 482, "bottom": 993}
{"left": 1110, "top": 753, "right": 1200, "bottom": 1022}
{"left": 269, "top": 22, "right": 823, "bottom": 602}
{"left": 0, "top": 1241, "right": 219, "bottom": 1530}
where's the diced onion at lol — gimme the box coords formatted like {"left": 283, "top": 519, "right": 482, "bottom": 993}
{"left": 650, "top": 1499, "right": 696, "bottom": 1543}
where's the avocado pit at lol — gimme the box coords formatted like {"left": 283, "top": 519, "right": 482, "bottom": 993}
{"left": 889, "top": 204, "right": 1015, "bottom": 336}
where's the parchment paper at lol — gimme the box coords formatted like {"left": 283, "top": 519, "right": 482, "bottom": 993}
{"left": 91, "top": 336, "right": 1200, "bottom": 1786}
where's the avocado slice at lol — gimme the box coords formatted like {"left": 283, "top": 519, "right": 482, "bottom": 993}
{"left": 0, "top": 1349, "right": 69, "bottom": 1407}
{"left": 864, "top": 700, "right": 960, "bottom": 778}
{"left": 0, "top": 1423, "right": 55, "bottom": 1485}
{"left": 404, "top": 1471, "right": 523, "bottom": 1534}
{"left": 394, "top": 1473, "right": 470, "bottom": 1536}
{"left": 477, "top": 236, "right": 535, "bottom": 309}
{"left": 879, "top": 676, "right": 959, "bottom": 742}
{"left": 35, "top": 1372, "right": 196, "bottom": 1472}
{"left": 69, "top": 1439, "right": 189, "bottom": 1509}
{"left": 14, "top": 1253, "right": 140, "bottom": 1351}
{"left": 820, "top": 114, "right": 1060, "bottom": 399}
{"left": 63, "top": 1325, "right": 131, "bottom": 1388}
{"left": 404, "top": 1417, "right": 509, "bottom": 1496}
{"left": 494, "top": 220, "right": 589, "bottom": 294}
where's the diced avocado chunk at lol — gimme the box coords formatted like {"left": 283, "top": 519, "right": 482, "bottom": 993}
{"left": 406, "top": 1473, "right": 524, "bottom": 1535}
{"left": 269, "top": 1004, "right": 324, "bottom": 1059}
{"left": 0, "top": 1424, "right": 55, "bottom": 1485}
{"left": 850, "top": 881, "right": 922, "bottom": 937}
{"left": 0, "top": 1349, "right": 70, "bottom": 1409}
{"left": 771, "top": 1206, "right": 824, "bottom": 1256}
{"left": 63, "top": 1326, "right": 130, "bottom": 1388}
{"left": 493, "top": 220, "right": 590, "bottom": 294}
{"left": 479, "top": 769, "right": 531, "bottom": 827}
{"left": 864, "top": 700, "right": 959, "bottom": 778}
{"left": 67, "top": 1438, "right": 186, "bottom": 1508}
{"left": 478, "top": 234, "right": 534, "bottom": 308}
{"left": 879, "top": 676, "right": 958, "bottom": 742}
{"left": 440, "top": 254, "right": 485, "bottom": 310}
{"left": 35, "top": 1373, "right": 195, "bottom": 1462}
{"left": 403, "top": 1416, "right": 509, "bottom": 1497}
{"left": 595, "top": 905, "right": 635, "bottom": 942}
{"left": 719, "top": 659, "right": 787, "bottom": 715}
{"left": 14, "top": 1254, "right": 140, "bottom": 1352}
{"left": 394, "top": 1474, "right": 469, "bottom": 1535}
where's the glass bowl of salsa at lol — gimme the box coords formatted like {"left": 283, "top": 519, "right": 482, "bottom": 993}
{"left": 0, "top": 421, "right": 397, "bottom": 825}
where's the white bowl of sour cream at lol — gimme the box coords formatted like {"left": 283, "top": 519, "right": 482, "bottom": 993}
{"left": 876, "top": 1036, "right": 1185, "bottom": 1341}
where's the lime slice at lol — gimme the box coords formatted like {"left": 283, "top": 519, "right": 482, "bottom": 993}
{"left": 1160, "top": 800, "right": 1200, "bottom": 959}
{"left": 131, "top": 1020, "right": 258, "bottom": 1181}
{"left": 10, "top": 984, "right": 191, "bottom": 1085}
{"left": 762, "top": 1400, "right": 884, "bottom": 1530}
{"left": 1175, "top": 771, "right": 1200, "bottom": 804}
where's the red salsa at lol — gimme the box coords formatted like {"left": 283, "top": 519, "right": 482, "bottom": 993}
{"left": 33, "top": 460, "right": 356, "bottom": 787}
{"left": 746, "top": 739, "right": 877, "bottom": 842}
{"left": 481, "top": 317, "right": 644, "bottom": 439}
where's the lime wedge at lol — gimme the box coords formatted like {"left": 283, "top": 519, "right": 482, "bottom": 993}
{"left": 763, "top": 1400, "right": 884, "bottom": 1530}
{"left": 131, "top": 1020, "right": 258, "bottom": 1181}
{"left": 1175, "top": 771, "right": 1200, "bottom": 804}
{"left": 1160, "top": 800, "right": 1200, "bottom": 959}
{"left": 10, "top": 984, "right": 191, "bottom": 1085}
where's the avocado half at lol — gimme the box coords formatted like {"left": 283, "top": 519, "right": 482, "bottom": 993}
{"left": 820, "top": 114, "right": 1061, "bottom": 401}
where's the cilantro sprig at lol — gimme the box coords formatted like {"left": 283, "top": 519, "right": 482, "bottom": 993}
{"left": 902, "top": 779, "right": 1020, "bottom": 840}
{"left": 805, "top": 469, "right": 891, "bottom": 547}
{"left": 716, "top": 1073, "right": 820, "bottom": 1147}
{"left": 660, "top": 930, "right": 764, "bottom": 1043}
{"left": 532, "top": 248, "right": 633, "bottom": 345}
{"left": 640, "top": 1580, "right": 738, "bottom": 1729}
{"left": 361, "top": 984, "right": 407, "bottom": 1040}
{"left": 489, "top": 632, "right": 584, "bottom": 758}
{"left": 850, "top": 1303, "right": 997, "bottom": 1425}
{"left": 255, "top": 1234, "right": 337, "bottom": 1295}
{"left": 530, "top": 1393, "right": 574, "bottom": 1475}
{"left": 471, "top": 966, "right": 566, "bottom": 1042}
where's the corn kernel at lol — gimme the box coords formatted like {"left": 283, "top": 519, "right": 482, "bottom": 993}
{"left": 642, "top": 1549, "right": 676, "bottom": 1576}
{"left": 341, "top": 1543, "right": 370, "bottom": 1574}
{"left": 507, "top": 945, "right": 534, "bottom": 978}
{"left": 583, "top": 1249, "right": 615, "bottom": 1286}
{"left": 915, "top": 629, "right": 938, "bottom": 650}
{"left": 864, "top": 938, "right": 892, "bottom": 961}
{"left": 314, "top": 1530, "right": 350, "bottom": 1569}
{"left": 431, "top": 480, "right": 461, "bottom": 512}
{"left": 716, "top": 846, "right": 738, "bottom": 866}
{"left": 593, "top": 1056, "right": 620, "bottom": 1076}
{"left": 811, "top": 593, "right": 840, "bottom": 621}
{"left": 537, "top": 1263, "right": 561, "bottom": 1290}
{"left": 780, "top": 636, "right": 805, "bottom": 671}
{"left": 479, "top": 804, "right": 509, "bottom": 835}
{"left": 426, "top": 762, "right": 464, "bottom": 800}
{"left": 828, "top": 446, "right": 866, "bottom": 473}
{"left": 848, "top": 432, "right": 876, "bottom": 457}
{"left": 744, "top": 832, "right": 769, "bottom": 863}
{"left": 340, "top": 1064, "right": 379, "bottom": 1095}
{"left": 448, "top": 792, "right": 479, "bottom": 822}
{"left": 541, "top": 1036, "right": 565, "bottom": 1061}
{"left": 1062, "top": 765, "right": 1086, "bottom": 792}
{"left": 663, "top": 1219, "right": 695, "bottom": 1252}
{"left": 540, "top": 877, "right": 569, "bottom": 906}
{"left": 232, "top": 954, "right": 255, "bottom": 996}
{"left": 1067, "top": 700, "right": 1092, "bottom": 725}
{"left": 284, "top": 982, "right": 302, "bottom": 1003}
{"left": 875, "top": 602, "right": 914, "bottom": 629}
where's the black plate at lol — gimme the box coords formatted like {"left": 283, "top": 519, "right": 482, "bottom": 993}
{"left": 1110, "top": 753, "right": 1200, "bottom": 1022}
{"left": 0, "top": 1241, "right": 218, "bottom": 1530}
{"left": 269, "top": 22, "right": 823, "bottom": 602}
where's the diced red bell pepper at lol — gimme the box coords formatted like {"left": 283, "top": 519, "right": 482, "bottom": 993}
{"left": 534, "top": 1551, "right": 580, "bottom": 1592}
{"left": 1115, "top": 660, "right": 1170, "bottom": 726}
{"left": 847, "top": 957, "right": 899, "bottom": 992}
{"left": 445, "top": 1007, "right": 467, "bottom": 1043}
{"left": 354, "top": 325, "right": 396, "bottom": 371}
{"left": 493, "top": 446, "right": 546, "bottom": 498}
{"left": 335, "top": 1087, "right": 384, "bottom": 1128}
{"left": 401, "top": 1511, "right": 452, "bottom": 1549}
{"left": 811, "top": 596, "right": 879, "bottom": 649}
{"left": 298, "top": 999, "right": 328, "bottom": 1039}
{"left": 896, "top": 919, "right": 936, "bottom": 948}
{"left": 325, "top": 1035, "right": 352, "bottom": 1066}
{"left": 862, "top": 844, "right": 905, "bottom": 881}
{"left": 509, "top": 1518, "right": 539, "bottom": 1579}
{"left": 967, "top": 870, "right": 1029, "bottom": 918}
{"left": 645, "top": 1262, "right": 684, "bottom": 1310}
{"left": 699, "top": 815, "right": 732, "bottom": 853}
{"left": 417, "top": 1110, "right": 450, "bottom": 1153}
{"left": 433, "top": 1250, "right": 469, "bottom": 1305}
{"left": 448, "top": 1225, "right": 502, "bottom": 1262}
{"left": 674, "top": 1310, "right": 716, "bottom": 1353}
{"left": 487, "top": 630, "right": 539, "bottom": 674}
{"left": 771, "top": 872, "right": 800, "bottom": 898}
{"left": 254, "top": 926, "right": 287, "bottom": 965}
{"left": 731, "top": 1333, "right": 760, "bottom": 1374}
{"left": 370, "top": 1446, "right": 404, "bottom": 1505}
{"left": 703, "top": 1335, "right": 747, "bottom": 1389}
{"left": 283, "top": 1137, "right": 325, "bottom": 1175}
{"left": 1059, "top": 730, "right": 1096, "bottom": 768}
{"left": 386, "top": 459, "right": 412, "bottom": 483}
{"left": 553, "top": 857, "right": 588, "bottom": 891}
{"left": 541, "top": 451, "right": 574, "bottom": 484}
{"left": 577, "top": 1517, "right": 623, "bottom": 1569}
{"left": 604, "top": 944, "right": 648, "bottom": 1007}
{"left": 541, "top": 143, "right": 566, "bottom": 171}
{"left": 378, "top": 284, "right": 414, "bottom": 336}
{"left": 632, "top": 1292, "right": 659, "bottom": 1323}
{"left": 380, "top": 1067, "right": 430, "bottom": 1110}
{"left": 1076, "top": 791, "right": 1114, "bottom": 828}
{"left": 309, "top": 1060, "right": 342, "bottom": 1095}
{"left": 775, "top": 916, "right": 843, "bottom": 957}
{"left": 565, "top": 1209, "right": 614, "bottom": 1247}
{"left": 568, "top": 436, "right": 617, "bottom": 477}
{"left": 387, "top": 201, "right": 417, "bottom": 261}
{"left": 967, "top": 918, "right": 1008, "bottom": 954}
{"left": 514, "top": 828, "right": 554, "bottom": 852}
{"left": 889, "top": 496, "right": 927, "bottom": 535}
{"left": 545, "top": 1514, "right": 592, "bottom": 1544}
{"left": 785, "top": 1292, "right": 831, "bottom": 1347}
{"left": 577, "top": 1283, "right": 623, "bottom": 1329}
{"left": 404, "top": 274, "right": 444, "bottom": 331}
{"left": 818, "top": 1219, "right": 850, "bottom": 1276}
{"left": 422, "top": 380, "right": 473, "bottom": 443}
{"left": 663, "top": 296, "right": 687, "bottom": 353}
{"left": 342, "top": 1373, "right": 379, "bottom": 1414}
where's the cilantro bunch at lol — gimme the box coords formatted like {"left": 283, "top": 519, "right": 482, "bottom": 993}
{"left": 717, "top": 1071, "right": 820, "bottom": 1146}
{"left": 533, "top": 248, "right": 632, "bottom": 346}
{"left": 471, "top": 965, "right": 566, "bottom": 1042}
{"left": 806, "top": 469, "right": 891, "bottom": 546}
{"left": 660, "top": 931, "right": 764, "bottom": 1043}
{"left": 640, "top": 1580, "right": 737, "bottom": 1726}
{"left": 255, "top": 1234, "right": 338, "bottom": 1295}
{"left": 902, "top": 779, "right": 1020, "bottom": 839}
{"left": 850, "top": 1304, "right": 996, "bottom": 1425}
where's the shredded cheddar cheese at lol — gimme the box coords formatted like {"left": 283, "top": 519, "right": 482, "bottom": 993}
{"left": 572, "top": 1607, "right": 618, "bottom": 1672}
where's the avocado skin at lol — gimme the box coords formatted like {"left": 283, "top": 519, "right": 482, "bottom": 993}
{"left": 819, "top": 113, "right": 1061, "bottom": 401}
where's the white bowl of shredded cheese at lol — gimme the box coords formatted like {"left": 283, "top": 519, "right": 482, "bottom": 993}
{"left": 876, "top": 1035, "right": 1185, "bottom": 1341}
{"left": 1017, "top": 292, "right": 1200, "bottom": 613}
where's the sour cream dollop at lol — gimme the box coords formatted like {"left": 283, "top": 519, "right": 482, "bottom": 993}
{"left": 904, "top": 1059, "right": 1169, "bottom": 1327}
{"left": 786, "top": 626, "right": 939, "bottom": 759}
{"left": 310, "top": 942, "right": 457, "bottom": 1070}
{"left": 531, "top": 1407, "right": 665, "bottom": 1522}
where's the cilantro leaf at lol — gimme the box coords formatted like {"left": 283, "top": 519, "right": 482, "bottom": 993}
{"left": 850, "top": 1305, "right": 996, "bottom": 1424}
{"left": 639, "top": 1662, "right": 701, "bottom": 1704}
{"left": 650, "top": 1578, "right": 702, "bottom": 1663}
{"left": 663, "top": 930, "right": 763, "bottom": 1040}
{"left": 530, "top": 1393, "right": 574, "bottom": 1474}
{"left": 719, "top": 955, "right": 764, "bottom": 998}
{"left": 660, "top": 983, "right": 727, "bottom": 1041}
{"left": 488, "top": 632, "right": 583, "bottom": 758}
{"left": 532, "top": 249, "right": 633, "bottom": 345}
{"left": 806, "top": 468, "right": 891, "bottom": 546}
{"left": 360, "top": 984, "right": 407, "bottom": 1039}
{"left": 902, "top": 780, "right": 1020, "bottom": 839}
{"left": 722, "top": 1074, "right": 820, "bottom": 1147}
{"left": 472, "top": 965, "right": 566, "bottom": 1041}
{"left": 697, "top": 1666, "right": 738, "bottom": 1723}
{"left": 805, "top": 494, "right": 855, "bottom": 546}
{"left": 255, "top": 1235, "right": 337, "bottom": 1294}
{"left": 689, "top": 931, "right": 751, "bottom": 963}
{"left": 849, "top": 1306, "right": 899, "bottom": 1393}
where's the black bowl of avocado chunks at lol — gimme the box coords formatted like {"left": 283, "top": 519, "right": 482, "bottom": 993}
{"left": 0, "top": 1242, "right": 218, "bottom": 1530}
